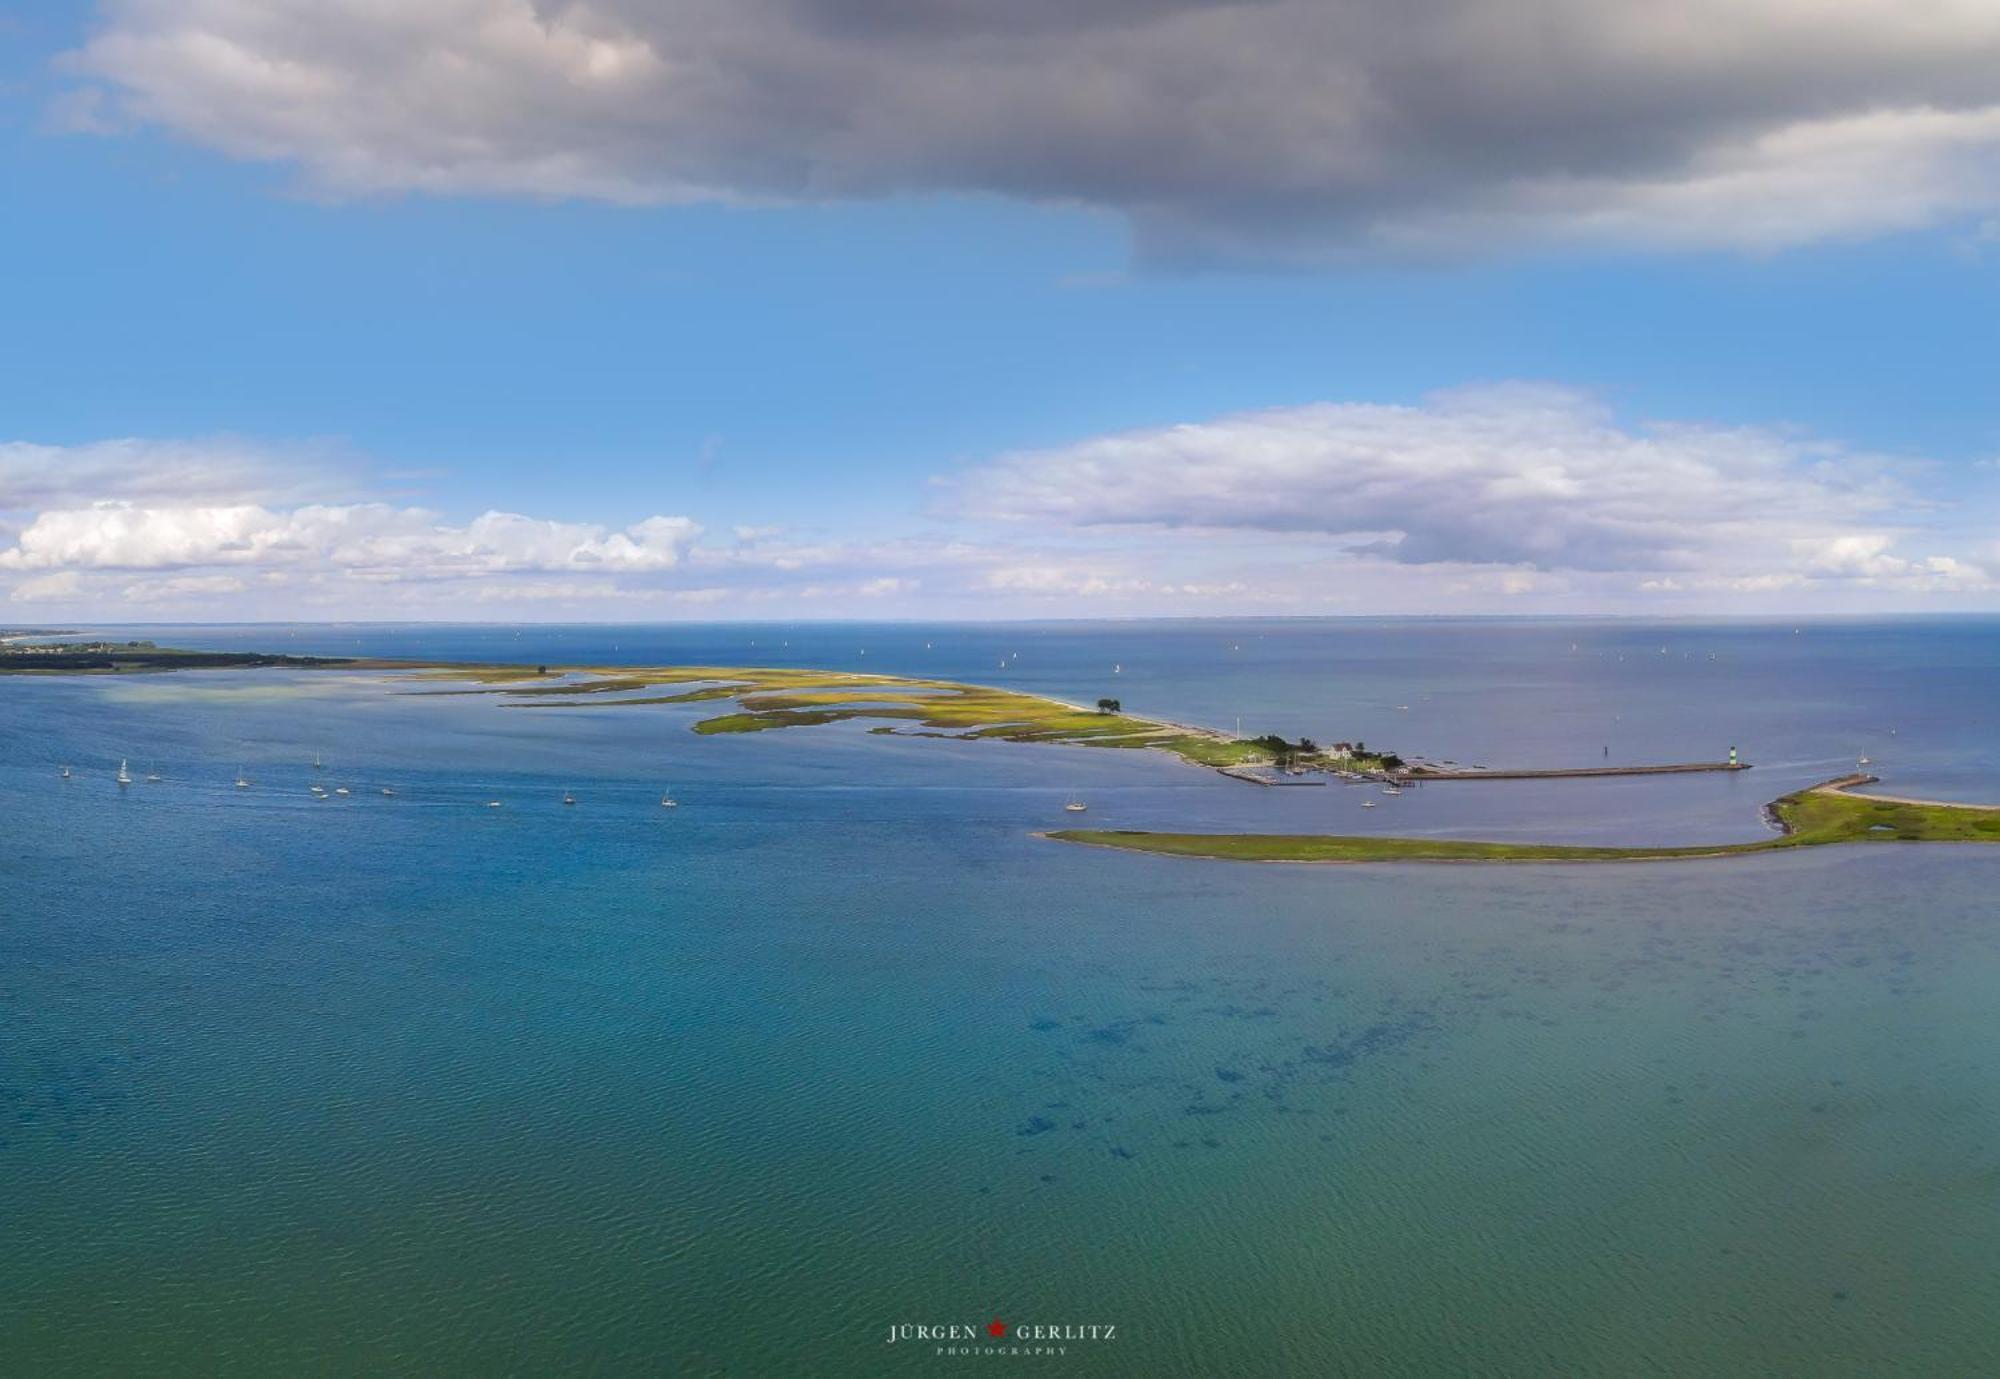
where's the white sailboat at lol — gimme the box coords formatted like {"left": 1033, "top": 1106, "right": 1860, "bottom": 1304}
{"left": 313, "top": 751, "right": 324, "bottom": 770}
{"left": 235, "top": 767, "right": 250, "bottom": 788}
{"left": 562, "top": 789, "right": 577, "bottom": 806}
{"left": 660, "top": 788, "right": 679, "bottom": 808}
{"left": 59, "top": 765, "right": 71, "bottom": 779}
{"left": 380, "top": 787, "right": 396, "bottom": 796}
{"left": 115, "top": 759, "right": 132, "bottom": 786}
{"left": 333, "top": 787, "right": 350, "bottom": 796}
{"left": 487, "top": 799, "right": 503, "bottom": 808}
{"left": 1064, "top": 793, "right": 1088, "bottom": 813}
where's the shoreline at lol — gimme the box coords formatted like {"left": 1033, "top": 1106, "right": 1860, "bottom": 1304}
{"left": 1042, "top": 774, "right": 2000, "bottom": 866}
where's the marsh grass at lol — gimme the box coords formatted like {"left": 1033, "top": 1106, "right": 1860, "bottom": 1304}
{"left": 1046, "top": 781, "right": 2000, "bottom": 864}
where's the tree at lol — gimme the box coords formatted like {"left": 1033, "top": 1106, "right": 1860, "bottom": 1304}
{"left": 1096, "top": 697, "right": 1121, "bottom": 714}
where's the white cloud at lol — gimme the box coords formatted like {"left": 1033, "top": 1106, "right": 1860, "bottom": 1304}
{"left": 119, "top": 573, "right": 246, "bottom": 602}
{"left": 950, "top": 384, "right": 1981, "bottom": 591}
{"left": 9, "top": 571, "right": 84, "bottom": 603}
{"left": 0, "top": 437, "right": 343, "bottom": 512}
{"left": 0, "top": 502, "right": 703, "bottom": 577}
{"left": 981, "top": 563, "right": 1253, "bottom": 601}
{"left": 2, "top": 405, "right": 1992, "bottom": 618}
{"left": 62, "top": 0, "right": 2000, "bottom": 259}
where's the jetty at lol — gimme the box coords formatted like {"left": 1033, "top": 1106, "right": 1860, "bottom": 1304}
{"left": 1399, "top": 760, "right": 1750, "bottom": 783}
{"left": 1813, "top": 773, "right": 2000, "bottom": 812}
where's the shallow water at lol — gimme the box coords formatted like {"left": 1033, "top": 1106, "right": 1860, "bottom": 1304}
{"left": 4, "top": 619, "right": 1999, "bottom": 1374}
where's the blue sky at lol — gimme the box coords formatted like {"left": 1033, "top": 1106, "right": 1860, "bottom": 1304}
{"left": 3, "top": 2, "right": 1999, "bottom": 619}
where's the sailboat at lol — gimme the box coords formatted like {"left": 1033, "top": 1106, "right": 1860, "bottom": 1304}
{"left": 1064, "top": 790, "right": 1088, "bottom": 813}
{"left": 145, "top": 772, "right": 162, "bottom": 782}
{"left": 333, "top": 787, "right": 350, "bottom": 796}
{"left": 486, "top": 799, "right": 503, "bottom": 808}
{"left": 115, "top": 759, "right": 132, "bottom": 786}
{"left": 1858, "top": 755, "right": 1871, "bottom": 766}
{"left": 59, "top": 765, "right": 71, "bottom": 779}
{"left": 235, "top": 768, "right": 250, "bottom": 788}
{"left": 313, "top": 751, "right": 324, "bottom": 770}
{"left": 1361, "top": 800, "right": 1378, "bottom": 809}
{"left": 380, "top": 787, "right": 396, "bottom": 797}
{"left": 660, "top": 788, "right": 679, "bottom": 808}
{"left": 562, "top": 789, "right": 577, "bottom": 806}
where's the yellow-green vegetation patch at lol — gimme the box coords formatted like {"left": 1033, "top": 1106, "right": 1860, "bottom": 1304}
{"left": 1047, "top": 780, "right": 2000, "bottom": 865}
{"left": 28, "top": 648, "right": 1284, "bottom": 774}
{"left": 450, "top": 662, "right": 1266, "bottom": 769}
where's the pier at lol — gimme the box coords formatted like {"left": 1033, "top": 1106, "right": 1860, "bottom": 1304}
{"left": 1398, "top": 761, "right": 1751, "bottom": 783}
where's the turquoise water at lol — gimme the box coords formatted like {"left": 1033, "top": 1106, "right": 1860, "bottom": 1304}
{"left": 5, "top": 620, "right": 2000, "bottom": 1374}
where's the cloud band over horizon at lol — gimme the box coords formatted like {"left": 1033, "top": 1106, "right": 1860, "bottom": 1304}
{"left": 5, "top": 386, "right": 1993, "bottom": 618}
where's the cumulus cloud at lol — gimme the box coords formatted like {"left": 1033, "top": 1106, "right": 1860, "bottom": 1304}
{"left": 950, "top": 384, "right": 1987, "bottom": 590}
{"left": 63, "top": 0, "right": 2000, "bottom": 258}
{"left": 0, "top": 501, "right": 702, "bottom": 577}
{"left": 3, "top": 402, "right": 1992, "bottom": 617}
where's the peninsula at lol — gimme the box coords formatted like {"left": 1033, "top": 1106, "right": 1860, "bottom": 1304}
{"left": 0, "top": 642, "right": 1298, "bottom": 769}
{"left": 0, "top": 640, "right": 352, "bottom": 672}
{"left": 1047, "top": 775, "right": 2000, "bottom": 863}
{"left": 404, "top": 662, "right": 1288, "bottom": 768}
{"left": 12, "top": 642, "right": 2000, "bottom": 861}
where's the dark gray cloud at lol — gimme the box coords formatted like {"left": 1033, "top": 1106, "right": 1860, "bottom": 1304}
{"left": 66, "top": 1, "right": 2000, "bottom": 257}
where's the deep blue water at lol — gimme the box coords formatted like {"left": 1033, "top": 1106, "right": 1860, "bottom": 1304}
{"left": 4, "top": 618, "right": 2000, "bottom": 1374}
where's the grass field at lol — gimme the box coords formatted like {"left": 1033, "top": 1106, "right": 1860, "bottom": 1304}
{"left": 1045, "top": 779, "right": 2000, "bottom": 864}
{"left": 409, "top": 663, "right": 1270, "bottom": 768}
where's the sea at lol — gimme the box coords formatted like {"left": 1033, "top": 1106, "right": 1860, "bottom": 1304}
{"left": 3, "top": 617, "right": 1999, "bottom": 1375}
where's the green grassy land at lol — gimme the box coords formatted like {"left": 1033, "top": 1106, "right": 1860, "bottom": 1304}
{"left": 411, "top": 663, "right": 1270, "bottom": 768}
{"left": 1046, "top": 782, "right": 2000, "bottom": 864}
{"left": 10, "top": 647, "right": 1286, "bottom": 770}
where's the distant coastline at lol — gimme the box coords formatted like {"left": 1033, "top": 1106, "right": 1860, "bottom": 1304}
{"left": 19, "top": 640, "right": 1990, "bottom": 865}
{"left": 0, "top": 641, "right": 1289, "bottom": 771}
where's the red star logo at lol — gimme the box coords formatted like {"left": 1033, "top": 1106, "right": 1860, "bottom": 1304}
{"left": 987, "top": 1318, "right": 1007, "bottom": 1338}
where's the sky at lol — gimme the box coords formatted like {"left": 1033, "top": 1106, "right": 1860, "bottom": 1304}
{"left": 2, "top": 0, "right": 1999, "bottom": 621}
